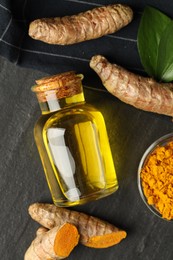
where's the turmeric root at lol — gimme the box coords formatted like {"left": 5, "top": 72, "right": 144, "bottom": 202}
{"left": 90, "top": 55, "right": 173, "bottom": 117}
{"left": 28, "top": 203, "right": 127, "bottom": 248}
{"left": 29, "top": 4, "right": 133, "bottom": 45}
{"left": 25, "top": 223, "right": 79, "bottom": 260}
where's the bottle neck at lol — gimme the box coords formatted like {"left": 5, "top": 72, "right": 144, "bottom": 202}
{"left": 38, "top": 90, "right": 85, "bottom": 114}
{"left": 32, "top": 71, "right": 85, "bottom": 114}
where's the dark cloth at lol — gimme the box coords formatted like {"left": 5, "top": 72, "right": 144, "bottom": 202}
{"left": 0, "top": 0, "right": 173, "bottom": 87}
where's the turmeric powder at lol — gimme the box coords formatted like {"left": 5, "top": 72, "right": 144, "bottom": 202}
{"left": 29, "top": 4, "right": 133, "bottom": 45}
{"left": 24, "top": 223, "right": 79, "bottom": 260}
{"left": 28, "top": 203, "right": 127, "bottom": 248}
{"left": 140, "top": 141, "right": 173, "bottom": 220}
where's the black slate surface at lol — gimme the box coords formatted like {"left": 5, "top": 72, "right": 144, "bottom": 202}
{"left": 0, "top": 0, "right": 173, "bottom": 259}
{"left": 0, "top": 56, "right": 173, "bottom": 260}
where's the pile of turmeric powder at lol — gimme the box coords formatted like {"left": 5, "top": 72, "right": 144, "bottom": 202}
{"left": 141, "top": 140, "right": 173, "bottom": 220}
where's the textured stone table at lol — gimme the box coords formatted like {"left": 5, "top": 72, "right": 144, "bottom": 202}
{"left": 0, "top": 55, "right": 173, "bottom": 260}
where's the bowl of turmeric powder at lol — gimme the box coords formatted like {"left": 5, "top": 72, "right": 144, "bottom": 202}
{"left": 138, "top": 133, "right": 173, "bottom": 221}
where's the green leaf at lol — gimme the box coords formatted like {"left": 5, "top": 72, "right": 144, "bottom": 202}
{"left": 156, "top": 21, "right": 173, "bottom": 82}
{"left": 137, "top": 6, "right": 171, "bottom": 80}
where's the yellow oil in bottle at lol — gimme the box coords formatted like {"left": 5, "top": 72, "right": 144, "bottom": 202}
{"left": 33, "top": 72, "right": 118, "bottom": 206}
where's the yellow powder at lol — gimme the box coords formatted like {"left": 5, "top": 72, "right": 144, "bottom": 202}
{"left": 141, "top": 141, "right": 173, "bottom": 220}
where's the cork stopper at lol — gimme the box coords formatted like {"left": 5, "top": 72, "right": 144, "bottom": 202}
{"left": 32, "top": 71, "right": 84, "bottom": 103}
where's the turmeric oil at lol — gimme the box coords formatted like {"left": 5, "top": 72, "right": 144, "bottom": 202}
{"left": 32, "top": 72, "right": 118, "bottom": 206}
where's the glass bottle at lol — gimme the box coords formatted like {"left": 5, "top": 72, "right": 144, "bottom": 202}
{"left": 32, "top": 71, "right": 118, "bottom": 206}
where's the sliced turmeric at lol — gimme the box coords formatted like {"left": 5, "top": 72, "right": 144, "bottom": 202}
{"left": 28, "top": 203, "right": 127, "bottom": 248}
{"left": 24, "top": 223, "right": 79, "bottom": 260}
{"left": 90, "top": 55, "right": 173, "bottom": 117}
{"left": 29, "top": 4, "right": 133, "bottom": 45}
{"left": 140, "top": 141, "right": 173, "bottom": 220}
